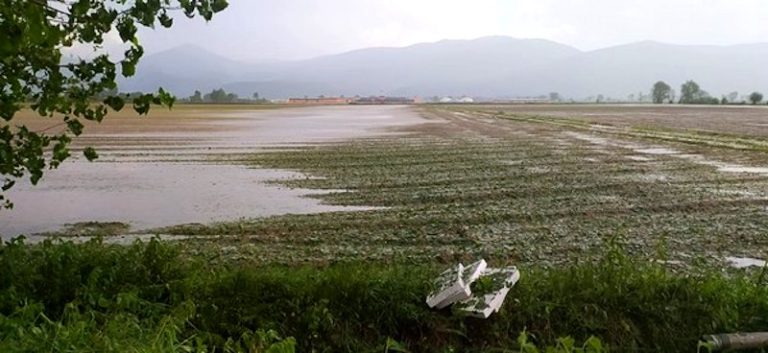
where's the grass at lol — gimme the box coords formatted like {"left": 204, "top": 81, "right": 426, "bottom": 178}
{"left": 2, "top": 237, "right": 768, "bottom": 352}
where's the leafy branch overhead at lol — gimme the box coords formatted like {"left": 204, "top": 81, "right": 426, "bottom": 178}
{"left": 0, "top": 0, "right": 228, "bottom": 208}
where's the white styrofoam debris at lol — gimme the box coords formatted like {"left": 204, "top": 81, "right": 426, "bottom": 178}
{"left": 432, "top": 259, "right": 488, "bottom": 309}
{"left": 459, "top": 267, "right": 520, "bottom": 319}
{"left": 426, "top": 264, "right": 466, "bottom": 309}
{"left": 426, "top": 259, "right": 519, "bottom": 318}
{"left": 462, "top": 259, "right": 488, "bottom": 286}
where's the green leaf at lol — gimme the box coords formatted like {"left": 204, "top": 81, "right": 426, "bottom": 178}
{"left": 52, "top": 141, "right": 70, "bottom": 164}
{"left": 212, "top": 0, "right": 229, "bottom": 12}
{"left": 83, "top": 147, "right": 99, "bottom": 161}
{"left": 158, "top": 12, "right": 174, "bottom": 28}
{"left": 121, "top": 61, "right": 136, "bottom": 77}
{"left": 384, "top": 338, "right": 410, "bottom": 353}
{"left": 104, "top": 96, "right": 125, "bottom": 111}
{"left": 133, "top": 94, "right": 153, "bottom": 115}
{"left": 116, "top": 17, "right": 137, "bottom": 42}
{"left": 2, "top": 180, "right": 15, "bottom": 192}
{"left": 66, "top": 119, "right": 84, "bottom": 136}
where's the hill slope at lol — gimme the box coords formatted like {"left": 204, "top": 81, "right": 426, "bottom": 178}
{"left": 120, "top": 37, "right": 768, "bottom": 99}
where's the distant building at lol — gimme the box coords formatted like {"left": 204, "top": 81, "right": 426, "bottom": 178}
{"left": 439, "top": 97, "right": 454, "bottom": 103}
{"left": 288, "top": 97, "right": 353, "bottom": 105}
{"left": 458, "top": 97, "right": 475, "bottom": 103}
{"left": 352, "top": 96, "right": 416, "bottom": 105}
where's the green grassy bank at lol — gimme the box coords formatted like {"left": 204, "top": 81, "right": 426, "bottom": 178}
{"left": 2, "top": 238, "right": 767, "bottom": 352}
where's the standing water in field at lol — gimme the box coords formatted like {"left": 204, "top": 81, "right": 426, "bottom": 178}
{"left": 0, "top": 106, "right": 424, "bottom": 238}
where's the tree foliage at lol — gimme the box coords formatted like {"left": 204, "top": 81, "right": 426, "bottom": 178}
{"left": 203, "top": 88, "right": 237, "bottom": 103}
{"left": 0, "top": 0, "right": 228, "bottom": 208}
{"left": 749, "top": 91, "right": 764, "bottom": 105}
{"left": 189, "top": 90, "right": 203, "bottom": 103}
{"left": 679, "top": 80, "right": 701, "bottom": 104}
{"left": 651, "top": 81, "right": 671, "bottom": 104}
{"left": 679, "top": 80, "right": 718, "bottom": 105}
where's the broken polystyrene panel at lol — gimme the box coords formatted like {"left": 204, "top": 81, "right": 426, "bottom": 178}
{"left": 459, "top": 267, "right": 521, "bottom": 319}
{"left": 462, "top": 259, "right": 488, "bottom": 287}
{"left": 426, "top": 259, "right": 488, "bottom": 309}
{"left": 426, "top": 263, "right": 466, "bottom": 309}
{"left": 438, "top": 259, "right": 488, "bottom": 307}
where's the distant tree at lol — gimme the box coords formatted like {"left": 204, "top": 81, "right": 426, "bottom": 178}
{"left": 728, "top": 91, "right": 739, "bottom": 103}
{"left": 549, "top": 92, "right": 561, "bottom": 102}
{"left": 204, "top": 88, "right": 236, "bottom": 103}
{"left": 721, "top": 96, "right": 728, "bottom": 105}
{"left": 596, "top": 94, "right": 604, "bottom": 103}
{"left": 190, "top": 90, "right": 203, "bottom": 103}
{"left": 253, "top": 92, "right": 259, "bottom": 100}
{"left": 679, "top": 80, "right": 718, "bottom": 104}
{"left": 651, "top": 81, "right": 672, "bottom": 104}
{"left": 679, "top": 80, "right": 702, "bottom": 104}
{"left": 750, "top": 92, "right": 764, "bottom": 105}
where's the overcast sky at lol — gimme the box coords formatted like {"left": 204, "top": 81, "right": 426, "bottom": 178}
{"left": 135, "top": 0, "right": 768, "bottom": 62}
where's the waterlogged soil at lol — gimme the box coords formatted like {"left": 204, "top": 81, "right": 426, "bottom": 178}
{"left": 160, "top": 105, "right": 768, "bottom": 267}
{"left": 0, "top": 105, "right": 424, "bottom": 238}
{"left": 472, "top": 104, "right": 768, "bottom": 137}
{"left": 0, "top": 163, "right": 375, "bottom": 236}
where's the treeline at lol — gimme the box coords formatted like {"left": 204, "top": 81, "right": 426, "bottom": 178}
{"left": 69, "top": 88, "right": 269, "bottom": 105}
{"left": 185, "top": 88, "right": 269, "bottom": 104}
{"left": 651, "top": 80, "right": 765, "bottom": 105}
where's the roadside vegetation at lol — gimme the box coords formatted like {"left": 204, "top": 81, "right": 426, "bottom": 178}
{"left": 3, "top": 237, "right": 768, "bottom": 352}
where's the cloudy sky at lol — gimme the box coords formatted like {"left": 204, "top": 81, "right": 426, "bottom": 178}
{"left": 135, "top": 0, "right": 768, "bottom": 61}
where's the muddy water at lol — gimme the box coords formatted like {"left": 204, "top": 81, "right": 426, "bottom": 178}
{"left": 0, "top": 106, "right": 424, "bottom": 238}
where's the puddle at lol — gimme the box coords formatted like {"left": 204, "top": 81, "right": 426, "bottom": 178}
{"left": 717, "top": 166, "right": 768, "bottom": 174}
{"left": 0, "top": 162, "right": 375, "bottom": 237}
{"left": 564, "top": 132, "right": 610, "bottom": 145}
{"left": 726, "top": 256, "right": 767, "bottom": 268}
{"left": 626, "top": 155, "right": 652, "bottom": 162}
{"left": 1, "top": 106, "right": 426, "bottom": 238}
{"left": 564, "top": 131, "right": 768, "bottom": 176}
{"left": 87, "top": 105, "right": 426, "bottom": 162}
{"left": 635, "top": 147, "right": 679, "bottom": 155}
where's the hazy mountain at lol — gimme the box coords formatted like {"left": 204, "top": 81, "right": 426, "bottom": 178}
{"left": 496, "top": 41, "right": 768, "bottom": 99}
{"left": 118, "top": 44, "right": 273, "bottom": 94}
{"left": 119, "top": 37, "right": 768, "bottom": 99}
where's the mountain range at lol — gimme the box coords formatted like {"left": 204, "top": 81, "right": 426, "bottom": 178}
{"left": 118, "top": 36, "right": 768, "bottom": 100}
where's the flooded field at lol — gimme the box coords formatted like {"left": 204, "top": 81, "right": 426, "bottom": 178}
{"left": 145, "top": 104, "right": 768, "bottom": 267}
{"left": 5, "top": 103, "right": 768, "bottom": 268}
{"left": 0, "top": 105, "right": 423, "bottom": 237}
